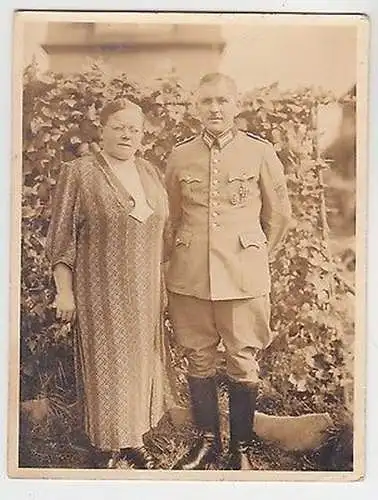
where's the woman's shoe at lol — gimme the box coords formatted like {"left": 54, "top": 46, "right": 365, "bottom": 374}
{"left": 114, "top": 446, "right": 156, "bottom": 469}
{"left": 90, "top": 449, "right": 114, "bottom": 469}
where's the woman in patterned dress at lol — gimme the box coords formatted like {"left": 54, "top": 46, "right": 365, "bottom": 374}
{"left": 46, "top": 99, "right": 174, "bottom": 469}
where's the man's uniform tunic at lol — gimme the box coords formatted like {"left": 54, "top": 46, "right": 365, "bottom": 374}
{"left": 165, "top": 127, "right": 292, "bottom": 382}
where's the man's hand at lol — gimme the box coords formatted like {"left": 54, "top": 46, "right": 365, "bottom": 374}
{"left": 55, "top": 291, "right": 76, "bottom": 323}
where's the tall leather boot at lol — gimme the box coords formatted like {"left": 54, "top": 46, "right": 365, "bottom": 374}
{"left": 173, "top": 375, "right": 221, "bottom": 470}
{"left": 228, "top": 378, "right": 258, "bottom": 470}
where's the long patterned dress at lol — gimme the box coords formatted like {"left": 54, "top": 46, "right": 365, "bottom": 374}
{"left": 46, "top": 151, "right": 174, "bottom": 451}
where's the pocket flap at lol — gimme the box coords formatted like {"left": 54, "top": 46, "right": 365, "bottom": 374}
{"left": 239, "top": 232, "right": 267, "bottom": 249}
{"left": 179, "top": 175, "right": 201, "bottom": 184}
{"left": 175, "top": 230, "right": 192, "bottom": 247}
{"left": 228, "top": 172, "right": 256, "bottom": 183}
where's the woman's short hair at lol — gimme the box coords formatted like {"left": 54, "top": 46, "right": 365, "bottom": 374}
{"left": 100, "top": 98, "right": 143, "bottom": 126}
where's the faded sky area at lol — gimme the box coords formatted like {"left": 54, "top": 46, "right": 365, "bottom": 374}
{"left": 219, "top": 23, "right": 356, "bottom": 96}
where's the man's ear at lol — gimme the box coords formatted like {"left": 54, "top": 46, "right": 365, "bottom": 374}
{"left": 191, "top": 94, "right": 200, "bottom": 120}
{"left": 235, "top": 95, "right": 242, "bottom": 114}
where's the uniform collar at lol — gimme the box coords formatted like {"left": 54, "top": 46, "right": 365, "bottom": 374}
{"left": 202, "top": 126, "right": 237, "bottom": 150}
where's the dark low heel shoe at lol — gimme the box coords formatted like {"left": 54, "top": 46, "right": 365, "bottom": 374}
{"left": 112, "top": 446, "right": 156, "bottom": 469}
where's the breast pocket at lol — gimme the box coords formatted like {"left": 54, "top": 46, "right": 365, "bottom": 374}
{"left": 228, "top": 172, "right": 257, "bottom": 206}
{"left": 179, "top": 174, "right": 203, "bottom": 200}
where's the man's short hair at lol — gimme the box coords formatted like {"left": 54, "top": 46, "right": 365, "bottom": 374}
{"left": 197, "top": 73, "right": 238, "bottom": 95}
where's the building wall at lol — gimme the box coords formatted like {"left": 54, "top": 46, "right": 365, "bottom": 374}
{"left": 41, "top": 22, "right": 225, "bottom": 89}
{"left": 23, "top": 22, "right": 49, "bottom": 72}
{"left": 46, "top": 47, "right": 223, "bottom": 89}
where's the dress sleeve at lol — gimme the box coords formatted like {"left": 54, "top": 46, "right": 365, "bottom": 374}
{"left": 146, "top": 162, "right": 173, "bottom": 264}
{"left": 45, "top": 161, "right": 82, "bottom": 270}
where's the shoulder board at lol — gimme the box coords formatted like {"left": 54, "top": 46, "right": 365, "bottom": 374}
{"left": 245, "top": 131, "right": 271, "bottom": 145}
{"left": 175, "top": 135, "right": 197, "bottom": 148}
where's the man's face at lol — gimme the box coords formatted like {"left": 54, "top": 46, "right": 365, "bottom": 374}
{"left": 195, "top": 79, "right": 239, "bottom": 135}
{"left": 102, "top": 108, "right": 143, "bottom": 160}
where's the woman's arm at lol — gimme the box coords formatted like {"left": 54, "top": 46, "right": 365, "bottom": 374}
{"left": 53, "top": 263, "right": 76, "bottom": 323}
{"left": 45, "top": 161, "right": 82, "bottom": 324}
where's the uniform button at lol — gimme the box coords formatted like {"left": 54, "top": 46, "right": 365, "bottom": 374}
{"left": 212, "top": 222, "right": 219, "bottom": 228}
{"left": 213, "top": 168, "right": 219, "bottom": 174}
{"left": 212, "top": 211, "right": 218, "bottom": 217}
{"left": 213, "top": 179, "right": 218, "bottom": 185}
{"left": 128, "top": 199, "right": 135, "bottom": 207}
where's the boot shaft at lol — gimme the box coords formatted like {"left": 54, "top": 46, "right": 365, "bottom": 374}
{"left": 228, "top": 379, "right": 258, "bottom": 445}
{"left": 188, "top": 375, "right": 220, "bottom": 435}
{"left": 172, "top": 376, "right": 221, "bottom": 470}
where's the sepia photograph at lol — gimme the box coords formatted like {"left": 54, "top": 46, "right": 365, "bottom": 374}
{"left": 8, "top": 11, "right": 369, "bottom": 481}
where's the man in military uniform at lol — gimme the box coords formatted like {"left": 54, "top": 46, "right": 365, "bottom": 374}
{"left": 165, "top": 73, "right": 292, "bottom": 470}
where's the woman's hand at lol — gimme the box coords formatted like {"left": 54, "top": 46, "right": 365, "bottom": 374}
{"left": 55, "top": 291, "right": 76, "bottom": 323}
{"left": 52, "top": 263, "right": 76, "bottom": 322}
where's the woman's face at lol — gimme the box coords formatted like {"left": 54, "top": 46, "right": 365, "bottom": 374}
{"left": 102, "top": 108, "right": 144, "bottom": 160}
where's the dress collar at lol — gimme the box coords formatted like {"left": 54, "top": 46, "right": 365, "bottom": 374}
{"left": 101, "top": 151, "right": 136, "bottom": 171}
{"left": 202, "top": 126, "right": 237, "bottom": 150}
{"left": 95, "top": 150, "right": 154, "bottom": 222}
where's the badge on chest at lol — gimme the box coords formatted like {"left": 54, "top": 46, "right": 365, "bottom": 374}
{"left": 228, "top": 172, "right": 257, "bottom": 206}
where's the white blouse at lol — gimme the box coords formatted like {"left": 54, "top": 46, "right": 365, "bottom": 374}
{"left": 102, "top": 153, "right": 153, "bottom": 223}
